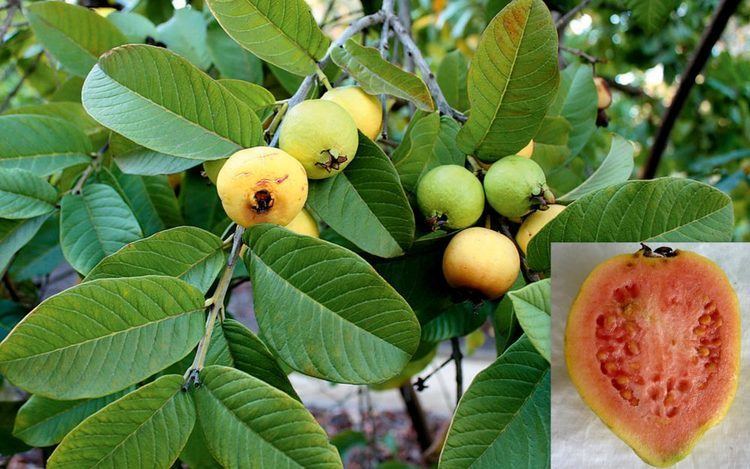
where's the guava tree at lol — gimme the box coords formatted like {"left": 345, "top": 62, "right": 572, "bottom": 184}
{"left": 0, "top": 0, "right": 740, "bottom": 467}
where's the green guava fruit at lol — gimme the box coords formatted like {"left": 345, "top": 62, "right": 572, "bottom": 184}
{"left": 416, "top": 165, "right": 484, "bottom": 231}
{"left": 483, "top": 155, "right": 554, "bottom": 219}
{"left": 279, "top": 99, "right": 359, "bottom": 179}
{"left": 566, "top": 246, "right": 740, "bottom": 467}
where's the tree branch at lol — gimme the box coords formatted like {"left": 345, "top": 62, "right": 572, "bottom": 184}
{"left": 451, "top": 337, "right": 463, "bottom": 405}
{"left": 556, "top": 0, "right": 595, "bottom": 35}
{"left": 379, "top": 0, "right": 395, "bottom": 139}
{"left": 559, "top": 45, "right": 601, "bottom": 64}
{"left": 399, "top": 382, "right": 433, "bottom": 451}
{"left": 0, "top": 53, "right": 42, "bottom": 113}
{"left": 641, "top": 0, "right": 741, "bottom": 179}
{"left": 0, "top": 0, "right": 20, "bottom": 46}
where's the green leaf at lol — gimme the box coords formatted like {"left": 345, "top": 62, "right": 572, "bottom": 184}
{"left": 115, "top": 172, "right": 184, "bottom": 235}
{"left": 47, "top": 375, "right": 195, "bottom": 468}
{"left": 0, "top": 216, "right": 48, "bottom": 273}
{"left": 439, "top": 336, "right": 550, "bottom": 468}
{"left": 84, "top": 226, "right": 225, "bottom": 293}
{"left": 0, "top": 169, "right": 58, "bottom": 219}
{"left": 457, "top": 0, "right": 560, "bottom": 160}
{"left": 221, "top": 319, "right": 300, "bottom": 400}
{"left": 531, "top": 116, "right": 572, "bottom": 193}
{"left": 2, "top": 102, "right": 104, "bottom": 143}
{"left": 60, "top": 183, "right": 143, "bottom": 275}
{"left": 508, "top": 279, "right": 550, "bottom": 361}
{"left": 218, "top": 78, "right": 276, "bottom": 119}
{"left": 13, "top": 389, "right": 131, "bottom": 447}
{"left": 26, "top": 1, "right": 126, "bottom": 77}
{"left": 82, "top": 45, "right": 261, "bottom": 160}
{"left": 109, "top": 133, "right": 198, "bottom": 176}
{"left": 0, "top": 300, "right": 26, "bottom": 341}
{"left": 527, "top": 178, "right": 735, "bottom": 271}
{"left": 491, "top": 274, "right": 524, "bottom": 356}
{"left": 628, "top": 0, "right": 678, "bottom": 33}
{"left": 180, "top": 420, "right": 223, "bottom": 469}
{"left": 558, "top": 134, "right": 634, "bottom": 202}
{"left": 107, "top": 11, "right": 158, "bottom": 43}
{"left": 331, "top": 39, "right": 434, "bottom": 111}
{"left": 207, "top": 22, "right": 264, "bottom": 83}
{"left": 437, "top": 50, "right": 469, "bottom": 112}
{"left": 8, "top": 213, "right": 63, "bottom": 281}
{"left": 194, "top": 365, "right": 342, "bottom": 468}
{"left": 421, "top": 301, "right": 492, "bottom": 343}
{"left": 205, "top": 0, "right": 329, "bottom": 76}
{"left": 0, "top": 115, "right": 92, "bottom": 176}
{"left": 0, "top": 277, "right": 205, "bottom": 400}
{"left": 157, "top": 8, "right": 211, "bottom": 69}
{"left": 547, "top": 63, "right": 598, "bottom": 157}
{"left": 245, "top": 225, "right": 421, "bottom": 384}
{"left": 308, "top": 134, "right": 415, "bottom": 258}
{"left": 50, "top": 76, "right": 85, "bottom": 103}
{"left": 179, "top": 170, "right": 231, "bottom": 236}
{"left": 391, "top": 112, "right": 465, "bottom": 192}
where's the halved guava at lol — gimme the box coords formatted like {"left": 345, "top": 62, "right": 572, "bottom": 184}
{"left": 565, "top": 246, "right": 740, "bottom": 467}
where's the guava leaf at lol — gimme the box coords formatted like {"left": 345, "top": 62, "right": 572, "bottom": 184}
{"left": 207, "top": 23, "right": 264, "bottom": 83}
{"left": 109, "top": 133, "right": 197, "bottom": 176}
{"left": 421, "top": 301, "right": 493, "bottom": 343}
{"left": 628, "top": 0, "right": 678, "bottom": 33}
{"left": 439, "top": 336, "right": 550, "bottom": 468}
{"left": 179, "top": 171, "right": 232, "bottom": 236}
{"left": 13, "top": 389, "right": 131, "bottom": 447}
{"left": 82, "top": 45, "right": 261, "bottom": 160}
{"left": 26, "top": 1, "right": 127, "bottom": 77}
{"left": 60, "top": 183, "right": 143, "bottom": 275}
{"left": 84, "top": 226, "right": 225, "bottom": 294}
{"left": 0, "top": 216, "right": 48, "bottom": 273}
{"left": 457, "top": 0, "right": 560, "bottom": 160}
{"left": 245, "top": 225, "right": 421, "bottom": 384}
{"left": 437, "top": 50, "right": 470, "bottom": 112}
{"left": 107, "top": 11, "right": 157, "bottom": 43}
{"left": 8, "top": 214, "right": 64, "bottom": 282}
{"left": 547, "top": 63, "right": 598, "bottom": 158}
{"left": 0, "top": 277, "right": 205, "bottom": 400}
{"left": 180, "top": 420, "right": 223, "bottom": 469}
{"left": 114, "top": 172, "right": 184, "bottom": 235}
{"left": 157, "top": 8, "right": 211, "bottom": 69}
{"left": 308, "top": 134, "right": 415, "bottom": 258}
{"left": 205, "top": 0, "right": 329, "bottom": 76}
{"left": 0, "top": 115, "right": 92, "bottom": 176}
{"left": 218, "top": 79, "right": 275, "bottom": 120}
{"left": 194, "top": 366, "right": 342, "bottom": 468}
{"left": 491, "top": 274, "right": 525, "bottom": 356}
{"left": 331, "top": 39, "right": 434, "bottom": 111}
{"left": 0, "top": 168, "right": 58, "bottom": 219}
{"left": 557, "top": 134, "right": 634, "bottom": 202}
{"left": 3, "top": 102, "right": 104, "bottom": 143}
{"left": 526, "top": 178, "right": 735, "bottom": 271}
{"left": 508, "top": 279, "right": 550, "bottom": 362}
{"left": 47, "top": 376, "right": 195, "bottom": 468}
{"left": 391, "top": 112, "right": 465, "bottom": 192}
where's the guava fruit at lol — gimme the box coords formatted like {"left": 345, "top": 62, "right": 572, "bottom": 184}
{"left": 483, "top": 156, "right": 554, "bottom": 220}
{"left": 442, "top": 227, "right": 519, "bottom": 300}
{"left": 515, "top": 204, "right": 565, "bottom": 254}
{"left": 216, "top": 147, "right": 308, "bottom": 228}
{"left": 595, "top": 77, "right": 612, "bottom": 110}
{"left": 416, "top": 165, "right": 484, "bottom": 231}
{"left": 321, "top": 86, "right": 382, "bottom": 140}
{"left": 203, "top": 158, "right": 226, "bottom": 184}
{"left": 517, "top": 139, "right": 535, "bottom": 158}
{"left": 279, "top": 99, "right": 359, "bottom": 179}
{"left": 284, "top": 209, "right": 319, "bottom": 238}
{"left": 565, "top": 246, "right": 740, "bottom": 467}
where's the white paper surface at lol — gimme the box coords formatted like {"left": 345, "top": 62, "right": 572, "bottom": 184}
{"left": 550, "top": 243, "right": 750, "bottom": 469}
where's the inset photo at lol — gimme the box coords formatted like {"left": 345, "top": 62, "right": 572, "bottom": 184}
{"left": 551, "top": 243, "right": 749, "bottom": 468}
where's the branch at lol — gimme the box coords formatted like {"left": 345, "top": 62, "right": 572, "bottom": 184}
{"left": 451, "top": 337, "right": 463, "bottom": 405}
{"left": 0, "top": 53, "right": 42, "bottom": 113}
{"left": 399, "top": 381, "right": 433, "bottom": 451}
{"left": 556, "top": 0, "right": 595, "bottom": 35}
{"left": 641, "top": 0, "right": 741, "bottom": 179}
{"left": 387, "top": 12, "right": 467, "bottom": 122}
{"left": 397, "top": 0, "right": 414, "bottom": 73}
{"left": 559, "top": 45, "right": 601, "bottom": 64}
{"left": 0, "top": 0, "right": 20, "bottom": 46}
{"left": 379, "top": 0, "right": 395, "bottom": 139}
{"left": 269, "top": 11, "right": 386, "bottom": 147}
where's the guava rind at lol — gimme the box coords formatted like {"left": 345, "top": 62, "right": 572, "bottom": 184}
{"left": 483, "top": 156, "right": 552, "bottom": 219}
{"left": 565, "top": 249, "right": 740, "bottom": 467}
{"left": 279, "top": 99, "right": 359, "bottom": 179}
{"left": 516, "top": 204, "right": 565, "bottom": 254}
{"left": 322, "top": 86, "right": 382, "bottom": 141}
{"left": 416, "top": 165, "right": 484, "bottom": 230}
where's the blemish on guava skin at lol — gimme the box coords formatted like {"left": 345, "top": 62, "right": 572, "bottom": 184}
{"left": 275, "top": 174, "right": 289, "bottom": 184}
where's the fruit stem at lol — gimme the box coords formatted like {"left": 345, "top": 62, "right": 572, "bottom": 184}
{"left": 182, "top": 226, "right": 245, "bottom": 390}
{"left": 266, "top": 101, "right": 288, "bottom": 141}
{"left": 314, "top": 64, "right": 333, "bottom": 91}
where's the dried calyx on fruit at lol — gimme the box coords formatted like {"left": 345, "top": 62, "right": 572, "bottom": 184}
{"left": 483, "top": 156, "right": 555, "bottom": 220}
{"left": 416, "top": 165, "right": 485, "bottom": 231}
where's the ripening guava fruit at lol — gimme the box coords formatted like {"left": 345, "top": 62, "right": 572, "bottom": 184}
{"left": 442, "top": 227, "right": 519, "bottom": 299}
{"left": 284, "top": 209, "right": 319, "bottom": 237}
{"left": 416, "top": 165, "right": 484, "bottom": 231}
{"left": 515, "top": 204, "right": 565, "bottom": 254}
{"left": 594, "top": 77, "right": 612, "bottom": 110}
{"left": 216, "top": 147, "right": 308, "bottom": 228}
{"left": 321, "top": 86, "right": 382, "bottom": 141}
{"left": 483, "top": 156, "right": 555, "bottom": 219}
{"left": 279, "top": 99, "right": 359, "bottom": 179}
{"left": 203, "top": 158, "right": 226, "bottom": 184}
{"left": 517, "top": 139, "right": 535, "bottom": 158}
{"left": 565, "top": 246, "right": 740, "bottom": 467}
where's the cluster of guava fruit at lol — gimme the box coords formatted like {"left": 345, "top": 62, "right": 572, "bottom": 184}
{"left": 209, "top": 86, "right": 381, "bottom": 238}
